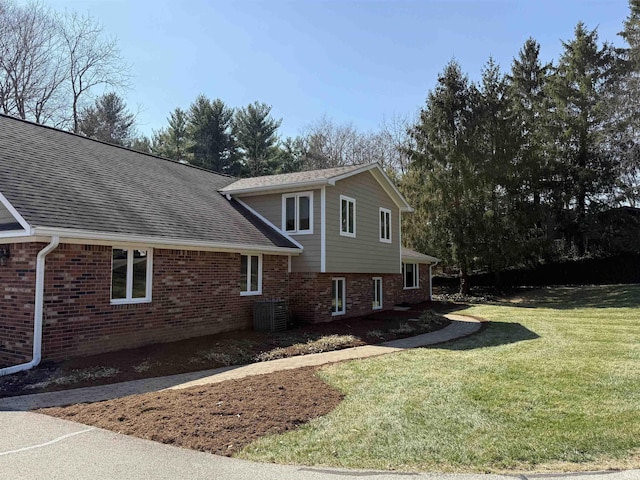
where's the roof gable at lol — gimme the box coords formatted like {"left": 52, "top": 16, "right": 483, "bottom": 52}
{"left": 0, "top": 114, "right": 297, "bottom": 252}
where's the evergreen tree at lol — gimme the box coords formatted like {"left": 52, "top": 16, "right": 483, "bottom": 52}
{"left": 78, "top": 92, "right": 135, "bottom": 146}
{"left": 153, "top": 108, "right": 190, "bottom": 161}
{"left": 550, "top": 23, "right": 617, "bottom": 254}
{"left": 187, "top": 95, "right": 238, "bottom": 174}
{"left": 235, "top": 101, "right": 282, "bottom": 177}
{"left": 404, "top": 61, "right": 482, "bottom": 294}
{"left": 274, "top": 136, "right": 307, "bottom": 173}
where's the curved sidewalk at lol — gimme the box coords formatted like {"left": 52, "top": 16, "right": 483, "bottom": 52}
{"left": 0, "top": 313, "right": 482, "bottom": 411}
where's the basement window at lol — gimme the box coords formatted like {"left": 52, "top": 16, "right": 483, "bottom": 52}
{"left": 111, "top": 248, "right": 153, "bottom": 304}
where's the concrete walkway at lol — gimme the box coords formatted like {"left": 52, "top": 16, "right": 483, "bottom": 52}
{"left": 0, "top": 313, "right": 481, "bottom": 411}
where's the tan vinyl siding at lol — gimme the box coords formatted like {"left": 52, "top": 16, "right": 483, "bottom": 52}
{"left": 241, "top": 190, "right": 321, "bottom": 272}
{"left": 0, "top": 202, "right": 17, "bottom": 225}
{"left": 326, "top": 171, "right": 401, "bottom": 274}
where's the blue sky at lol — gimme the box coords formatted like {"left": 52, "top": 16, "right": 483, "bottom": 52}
{"left": 43, "top": 0, "right": 630, "bottom": 139}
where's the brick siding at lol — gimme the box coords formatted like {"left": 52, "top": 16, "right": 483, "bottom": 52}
{"left": 0, "top": 242, "right": 431, "bottom": 366}
{"left": 0, "top": 243, "right": 289, "bottom": 366}
{"left": 290, "top": 266, "right": 432, "bottom": 324}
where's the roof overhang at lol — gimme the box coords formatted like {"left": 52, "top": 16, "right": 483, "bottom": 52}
{"left": 402, "top": 248, "right": 440, "bottom": 265}
{"left": 29, "top": 227, "right": 302, "bottom": 255}
{"left": 221, "top": 163, "right": 414, "bottom": 212}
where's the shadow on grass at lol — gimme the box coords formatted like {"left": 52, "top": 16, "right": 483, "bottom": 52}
{"left": 499, "top": 284, "right": 640, "bottom": 310}
{"left": 433, "top": 321, "right": 539, "bottom": 351}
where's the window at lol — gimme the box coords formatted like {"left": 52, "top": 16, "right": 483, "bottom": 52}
{"left": 372, "top": 277, "right": 383, "bottom": 310}
{"left": 332, "top": 277, "right": 345, "bottom": 316}
{"left": 240, "top": 254, "right": 262, "bottom": 295}
{"left": 111, "top": 248, "right": 152, "bottom": 304}
{"left": 402, "top": 262, "right": 419, "bottom": 289}
{"left": 282, "top": 192, "right": 313, "bottom": 234}
{"left": 379, "top": 208, "right": 391, "bottom": 243}
{"left": 340, "top": 195, "right": 356, "bottom": 237}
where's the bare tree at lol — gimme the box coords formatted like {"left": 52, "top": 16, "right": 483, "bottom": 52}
{"left": 59, "top": 11, "right": 130, "bottom": 133}
{"left": 0, "top": 1, "right": 67, "bottom": 124}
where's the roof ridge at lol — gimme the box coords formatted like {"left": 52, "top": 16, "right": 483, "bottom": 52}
{"left": 0, "top": 113, "right": 236, "bottom": 179}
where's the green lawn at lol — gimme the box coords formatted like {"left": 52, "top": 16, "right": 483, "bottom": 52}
{"left": 238, "top": 285, "right": 640, "bottom": 473}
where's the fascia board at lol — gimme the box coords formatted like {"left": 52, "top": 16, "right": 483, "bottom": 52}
{"left": 32, "top": 227, "right": 302, "bottom": 255}
{"left": 0, "top": 191, "right": 33, "bottom": 233}
{"left": 219, "top": 179, "right": 329, "bottom": 195}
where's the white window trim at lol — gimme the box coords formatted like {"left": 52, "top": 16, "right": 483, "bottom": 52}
{"left": 282, "top": 191, "right": 314, "bottom": 235}
{"left": 403, "top": 262, "right": 420, "bottom": 290}
{"left": 372, "top": 276, "right": 383, "bottom": 310}
{"left": 111, "top": 248, "right": 153, "bottom": 305}
{"left": 379, "top": 207, "right": 392, "bottom": 243}
{"left": 332, "top": 277, "right": 346, "bottom": 316}
{"left": 240, "top": 253, "right": 263, "bottom": 296}
{"left": 339, "top": 195, "right": 356, "bottom": 238}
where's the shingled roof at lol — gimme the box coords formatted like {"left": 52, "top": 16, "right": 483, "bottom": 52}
{"left": 0, "top": 114, "right": 298, "bottom": 253}
{"left": 219, "top": 164, "right": 366, "bottom": 193}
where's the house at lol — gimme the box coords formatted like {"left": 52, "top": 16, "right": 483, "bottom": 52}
{"left": 0, "top": 114, "right": 438, "bottom": 374}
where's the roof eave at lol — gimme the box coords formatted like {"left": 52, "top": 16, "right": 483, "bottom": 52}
{"left": 219, "top": 179, "right": 330, "bottom": 195}
{"left": 32, "top": 227, "right": 302, "bottom": 255}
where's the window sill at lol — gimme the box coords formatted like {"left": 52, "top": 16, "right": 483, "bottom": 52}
{"left": 379, "top": 238, "right": 392, "bottom": 244}
{"left": 403, "top": 286, "right": 419, "bottom": 291}
{"left": 240, "top": 291, "right": 262, "bottom": 297}
{"left": 340, "top": 232, "right": 356, "bottom": 238}
{"left": 331, "top": 311, "right": 345, "bottom": 316}
{"left": 286, "top": 230, "right": 314, "bottom": 236}
{"left": 111, "top": 298, "right": 152, "bottom": 305}
{"left": 372, "top": 305, "right": 383, "bottom": 310}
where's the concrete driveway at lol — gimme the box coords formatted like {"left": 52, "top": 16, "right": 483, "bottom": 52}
{"left": 1, "top": 411, "right": 638, "bottom": 480}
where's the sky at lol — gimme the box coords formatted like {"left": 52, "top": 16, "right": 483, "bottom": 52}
{"left": 39, "top": 0, "right": 632, "bottom": 140}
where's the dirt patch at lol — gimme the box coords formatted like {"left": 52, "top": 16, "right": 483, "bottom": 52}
{"left": 39, "top": 366, "right": 342, "bottom": 456}
{"left": 1, "top": 304, "right": 450, "bottom": 397}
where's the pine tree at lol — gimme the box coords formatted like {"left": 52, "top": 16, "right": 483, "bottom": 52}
{"left": 78, "top": 92, "right": 135, "bottom": 146}
{"left": 153, "top": 108, "right": 190, "bottom": 161}
{"left": 187, "top": 95, "right": 238, "bottom": 174}
{"left": 235, "top": 101, "right": 282, "bottom": 177}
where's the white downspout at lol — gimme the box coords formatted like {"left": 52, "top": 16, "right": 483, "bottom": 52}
{"left": 0, "top": 236, "right": 59, "bottom": 376}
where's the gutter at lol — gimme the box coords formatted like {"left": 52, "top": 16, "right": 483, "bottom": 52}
{"left": 0, "top": 236, "right": 59, "bottom": 376}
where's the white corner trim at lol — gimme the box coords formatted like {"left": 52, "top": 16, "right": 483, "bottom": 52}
{"left": 320, "top": 186, "right": 326, "bottom": 273}
{"left": 0, "top": 191, "right": 32, "bottom": 233}
{"left": 235, "top": 198, "right": 305, "bottom": 250}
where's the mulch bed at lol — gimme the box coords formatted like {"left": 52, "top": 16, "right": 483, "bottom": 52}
{"left": 39, "top": 366, "right": 342, "bottom": 456}
{"left": 1, "top": 302, "right": 450, "bottom": 398}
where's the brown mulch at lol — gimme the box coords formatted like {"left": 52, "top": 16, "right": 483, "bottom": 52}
{"left": 38, "top": 366, "right": 342, "bottom": 456}
{"left": 0, "top": 303, "right": 451, "bottom": 398}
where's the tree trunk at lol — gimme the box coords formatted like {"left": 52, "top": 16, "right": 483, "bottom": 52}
{"left": 459, "top": 268, "right": 470, "bottom": 295}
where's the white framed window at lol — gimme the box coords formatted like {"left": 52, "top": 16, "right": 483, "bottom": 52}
{"left": 402, "top": 262, "right": 419, "bottom": 290}
{"left": 340, "top": 195, "right": 356, "bottom": 237}
{"left": 332, "top": 277, "right": 346, "bottom": 316}
{"left": 379, "top": 208, "right": 391, "bottom": 243}
{"left": 111, "top": 248, "right": 153, "bottom": 304}
{"left": 372, "top": 277, "right": 383, "bottom": 310}
{"left": 282, "top": 192, "right": 313, "bottom": 234}
{"left": 240, "top": 254, "right": 262, "bottom": 296}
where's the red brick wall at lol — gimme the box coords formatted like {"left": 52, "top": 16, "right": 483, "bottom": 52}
{"left": 0, "top": 243, "right": 43, "bottom": 367}
{"left": 0, "top": 243, "right": 289, "bottom": 364}
{"left": 290, "top": 267, "right": 431, "bottom": 324}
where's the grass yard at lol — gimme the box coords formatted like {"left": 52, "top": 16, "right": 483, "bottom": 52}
{"left": 239, "top": 285, "right": 640, "bottom": 473}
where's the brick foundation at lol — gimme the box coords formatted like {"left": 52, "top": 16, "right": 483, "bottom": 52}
{"left": 290, "top": 267, "right": 432, "bottom": 324}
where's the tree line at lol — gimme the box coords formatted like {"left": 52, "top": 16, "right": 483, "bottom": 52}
{"left": 403, "top": 3, "right": 640, "bottom": 292}
{"left": 3, "top": 0, "right": 640, "bottom": 292}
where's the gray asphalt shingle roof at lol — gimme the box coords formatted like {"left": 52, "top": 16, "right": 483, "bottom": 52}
{"left": 0, "top": 114, "right": 297, "bottom": 250}
{"left": 220, "top": 164, "right": 366, "bottom": 193}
